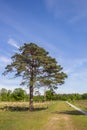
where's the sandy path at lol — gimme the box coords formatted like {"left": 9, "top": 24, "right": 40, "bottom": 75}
{"left": 42, "top": 113, "right": 74, "bottom": 130}
{"left": 66, "top": 101, "right": 87, "bottom": 115}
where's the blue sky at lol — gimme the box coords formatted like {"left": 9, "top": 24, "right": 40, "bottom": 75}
{"left": 0, "top": 0, "right": 87, "bottom": 94}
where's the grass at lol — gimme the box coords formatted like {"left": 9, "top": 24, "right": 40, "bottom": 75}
{"left": 0, "top": 101, "right": 87, "bottom": 130}
{"left": 71, "top": 100, "right": 87, "bottom": 112}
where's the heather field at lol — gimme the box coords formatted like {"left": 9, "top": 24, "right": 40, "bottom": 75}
{"left": 0, "top": 101, "right": 87, "bottom": 130}
{"left": 71, "top": 100, "right": 87, "bottom": 112}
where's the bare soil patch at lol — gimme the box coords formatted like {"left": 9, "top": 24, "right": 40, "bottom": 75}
{"left": 43, "top": 114, "right": 74, "bottom": 130}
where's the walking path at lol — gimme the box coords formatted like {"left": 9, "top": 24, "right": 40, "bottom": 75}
{"left": 66, "top": 101, "right": 87, "bottom": 115}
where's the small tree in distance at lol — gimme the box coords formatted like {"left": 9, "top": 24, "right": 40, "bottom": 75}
{"left": 12, "top": 88, "right": 26, "bottom": 101}
{"left": 3, "top": 43, "right": 67, "bottom": 111}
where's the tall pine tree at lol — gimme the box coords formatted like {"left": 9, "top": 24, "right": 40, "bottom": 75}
{"left": 3, "top": 43, "right": 67, "bottom": 111}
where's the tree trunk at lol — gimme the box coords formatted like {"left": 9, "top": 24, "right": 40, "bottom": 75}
{"left": 29, "top": 86, "right": 34, "bottom": 111}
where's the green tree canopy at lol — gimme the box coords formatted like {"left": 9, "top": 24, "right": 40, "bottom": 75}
{"left": 45, "top": 90, "right": 54, "bottom": 101}
{"left": 3, "top": 43, "right": 67, "bottom": 110}
{"left": 0, "top": 88, "right": 8, "bottom": 101}
{"left": 12, "top": 88, "right": 26, "bottom": 101}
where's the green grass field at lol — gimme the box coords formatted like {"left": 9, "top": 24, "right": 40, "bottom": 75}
{"left": 0, "top": 101, "right": 87, "bottom": 130}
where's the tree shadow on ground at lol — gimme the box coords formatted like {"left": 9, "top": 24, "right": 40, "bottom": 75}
{"left": 0, "top": 106, "right": 48, "bottom": 112}
{"left": 53, "top": 110, "right": 84, "bottom": 115}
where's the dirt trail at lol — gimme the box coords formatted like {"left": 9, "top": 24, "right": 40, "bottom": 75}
{"left": 42, "top": 101, "right": 87, "bottom": 130}
{"left": 42, "top": 114, "right": 74, "bottom": 130}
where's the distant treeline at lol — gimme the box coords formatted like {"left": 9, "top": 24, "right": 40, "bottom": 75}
{"left": 0, "top": 88, "right": 87, "bottom": 102}
{"left": 0, "top": 88, "right": 29, "bottom": 102}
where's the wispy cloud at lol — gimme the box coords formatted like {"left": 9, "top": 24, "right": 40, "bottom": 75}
{"left": 8, "top": 38, "right": 19, "bottom": 49}
{"left": 62, "top": 58, "right": 87, "bottom": 74}
{"left": 44, "top": 0, "right": 87, "bottom": 23}
{"left": 0, "top": 75, "right": 23, "bottom": 90}
{"left": 45, "top": 0, "right": 57, "bottom": 9}
{"left": 68, "top": 9, "right": 87, "bottom": 23}
{"left": 58, "top": 57, "right": 87, "bottom": 94}
{"left": 0, "top": 55, "right": 11, "bottom": 63}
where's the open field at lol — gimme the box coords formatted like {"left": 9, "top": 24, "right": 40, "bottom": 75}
{"left": 0, "top": 101, "right": 87, "bottom": 130}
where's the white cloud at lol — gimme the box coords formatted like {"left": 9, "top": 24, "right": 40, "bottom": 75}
{"left": 58, "top": 68, "right": 87, "bottom": 94}
{"left": 8, "top": 38, "right": 19, "bottom": 49}
{"left": 0, "top": 55, "right": 11, "bottom": 63}
{"left": 0, "top": 75, "right": 27, "bottom": 91}
{"left": 0, "top": 56, "right": 11, "bottom": 69}
{"left": 0, "top": 75, "right": 21, "bottom": 89}
{"left": 0, "top": 84, "right": 19, "bottom": 91}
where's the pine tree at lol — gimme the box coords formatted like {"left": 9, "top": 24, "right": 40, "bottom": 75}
{"left": 3, "top": 43, "right": 67, "bottom": 111}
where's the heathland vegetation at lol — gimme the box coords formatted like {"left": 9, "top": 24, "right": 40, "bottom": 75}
{"left": 0, "top": 101, "right": 87, "bottom": 130}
